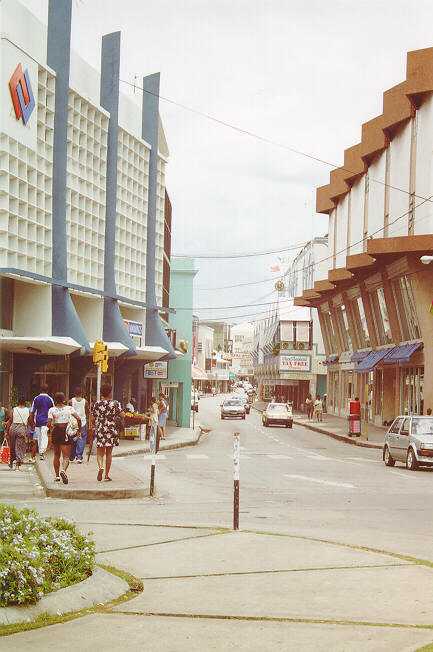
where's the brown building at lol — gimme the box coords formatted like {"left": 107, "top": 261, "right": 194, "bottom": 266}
{"left": 295, "top": 48, "right": 433, "bottom": 425}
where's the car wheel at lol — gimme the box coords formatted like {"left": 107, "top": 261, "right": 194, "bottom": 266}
{"left": 383, "top": 445, "right": 395, "bottom": 467}
{"left": 406, "top": 447, "right": 418, "bottom": 471}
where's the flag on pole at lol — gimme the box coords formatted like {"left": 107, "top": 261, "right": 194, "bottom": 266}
{"left": 269, "top": 265, "right": 280, "bottom": 273}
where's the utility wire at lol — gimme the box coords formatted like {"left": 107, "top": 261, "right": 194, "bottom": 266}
{"left": 172, "top": 240, "right": 309, "bottom": 259}
{"left": 121, "top": 77, "right": 433, "bottom": 205}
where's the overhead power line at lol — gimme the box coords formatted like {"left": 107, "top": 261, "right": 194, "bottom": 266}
{"left": 172, "top": 240, "right": 309, "bottom": 259}
{"left": 121, "top": 77, "right": 433, "bottom": 205}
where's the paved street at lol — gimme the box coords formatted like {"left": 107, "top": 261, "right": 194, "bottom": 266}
{"left": 3, "top": 395, "right": 433, "bottom": 650}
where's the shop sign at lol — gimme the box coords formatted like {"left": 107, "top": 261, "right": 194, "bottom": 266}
{"left": 279, "top": 354, "right": 311, "bottom": 372}
{"left": 143, "top": 361, "right": 168, "bottom": 379}
{"left": 161, "top": 382, "right": 179, "bottom": 388}
{"left": 9, "top": 63, "right": 35, "bottom": 125}
{"left": 124, "top": 320, "right": 143, "bottom": 337}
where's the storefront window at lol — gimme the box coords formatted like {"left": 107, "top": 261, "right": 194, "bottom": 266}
{"left": 400, "top": 367, "right": 423, "bottom": 415}
{"left": 350, "top": 296, "right": 370, "bottom": 348}
{"left": 368, "top": 288, "right": 391, "bottom": 345}
{"left": 391, "top": 276, "right": 421, "bottom": 341}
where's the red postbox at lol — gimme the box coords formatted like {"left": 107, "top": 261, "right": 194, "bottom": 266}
{"left": 348, "top": 399, "right": 361, "bottom": 436}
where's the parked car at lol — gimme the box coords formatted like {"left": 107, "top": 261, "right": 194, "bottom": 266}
{"left": 231, "top": 395, "right": 250, "bottom": 414}
{"left": 262, "top": 402, "right": 293, "bottom": 428}
{"left": 383, "top": 415, "right": 433, "bottom": 470}
{"left": 191, "top": 389, "right": 199, "bottom": 412}
{"left": 221, "top": 399, "right": 246, "bottom": 420}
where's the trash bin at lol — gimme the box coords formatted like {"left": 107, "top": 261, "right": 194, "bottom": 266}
{"left": 348, "top": 400, "right": 361, "bottom": 437}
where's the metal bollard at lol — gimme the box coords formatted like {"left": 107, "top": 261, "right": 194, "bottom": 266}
{"left": 149, "top": 425, "right": 157, "bottom": 496}
{"left": 233, "top": 432, "right": 240, "bottom": 530}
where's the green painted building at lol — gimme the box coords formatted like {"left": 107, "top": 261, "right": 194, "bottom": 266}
{"left": 161, "top": 258, "right": 197, "bottom": 427}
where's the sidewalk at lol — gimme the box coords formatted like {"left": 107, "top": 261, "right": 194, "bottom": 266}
{"left": 35, "top": 423, "right": 207, "bottom": 500}
{"left": 4, "top": 525, "right": 433, "bottom": 649}
{"left": 252, "top": 401, "right": 385, "bottom": 450}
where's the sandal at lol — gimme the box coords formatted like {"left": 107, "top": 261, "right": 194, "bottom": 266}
{"left": 104, "top": 476, "right": 112, "bottom": 482}
{"left": 97, "top": 468, "right": 103, "bottom": 481}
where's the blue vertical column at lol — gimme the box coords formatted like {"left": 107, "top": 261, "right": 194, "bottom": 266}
{"left": 100, "top": 32, "right": 136, "bottom": 352}
{"left": 142, "top": 74, "right": 176, "bottom": 360}
{"left": 47, "top": 0, "right": 89, "bottom": 352}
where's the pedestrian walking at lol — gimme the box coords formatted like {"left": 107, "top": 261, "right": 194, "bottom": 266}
{"left": 314, "top": 394, "right": 324, "bottom": 422}
{"left": 47, "top": 392, "right": 81, "bottom": 484}
{"left": 158, "top": 392, "right": 168, "bottom": 440}
{"left": 305, "top": 393, "right": 314, "bottom": 421}
{"left": 0, "top": 401, "right": 9, "bottom": 446}
{"left": 69, "top": 387, "right": 89, "bottom": 464}
{"left": 30, "top": 384, "right": 54, "bottom": 460}
{"left": 91, "top": 383, "right": 123, "bottom": 482}
{"left": 5, "top": 397, "right": 29, "bottom": 470}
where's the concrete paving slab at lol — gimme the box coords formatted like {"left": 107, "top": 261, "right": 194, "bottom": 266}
{"left": 83, "top": 523, "right": 218, "bottom": 552}
{"left": 116, "top": 563, "right": 433, "bottom": 626}
{"left": 96, "top": 531, "right": 408, "bottom": 579}
{"left": 1, "top": 613, "right": 432, "bottom": 651}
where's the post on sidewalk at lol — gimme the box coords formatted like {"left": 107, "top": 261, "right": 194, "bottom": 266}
{"left": 233, "top": 432, "right": 240, "bottom": 530}
{"left": 149, "top": 424, "right": 157, "bottom": 496}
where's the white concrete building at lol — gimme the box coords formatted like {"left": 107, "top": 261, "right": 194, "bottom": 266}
{"left": 229, "top": 322, "right": 254, "bottom": 380}
{"left": 0, "top": 0, "right": 176, "bottom": 408}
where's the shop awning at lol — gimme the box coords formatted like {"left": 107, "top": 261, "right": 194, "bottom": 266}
{"left": 354, "top": 349, "right": 390, "bottom": 373}
{"left": 229, "top": 371, "right": 236, "bottom": 380}
{"left": 382, "top": 342, "right": 423, "bottom": 364}
{"left": 0, "top": 336, "right": 82, "bottom": 355}
{"left": 134, "top": 346, "right": 170, "bottom": 361}
{"left": 323, "top": 354, "right": 339, "bottom": 365}
{"left": 351, "top": 351, "right": 370, "bottom": 362}
{"left": 192, "top": 365, "right": 208, "bottom": 380}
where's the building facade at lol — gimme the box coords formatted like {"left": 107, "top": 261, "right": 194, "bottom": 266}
{"left": 295, "top": 47, "right": 433, "bottom": 424}
{"left": 0, "top": 0, "right": 179, "bottom": 410}
{"left": 228, "top": 321, "right": 254, "bottom": 381}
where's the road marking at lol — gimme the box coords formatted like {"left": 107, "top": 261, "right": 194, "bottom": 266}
{"left": 268, "top": 454, "right": 292, "bottom": 460}
{"left": 186, "top": 454, "right": 209, "bottom": 459}
{"left": 284, "top": 474, "right": 356, "bottom": 489}
{"left": 388, "top": 470, "right": 418, "bottom": 480}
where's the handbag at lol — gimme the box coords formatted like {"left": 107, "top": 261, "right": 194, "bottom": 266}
{"left": 65, "top": 415, "right": 79, "bottom": 442}
{"left": 0, "top": 437, "right": 10, "bottom": 464}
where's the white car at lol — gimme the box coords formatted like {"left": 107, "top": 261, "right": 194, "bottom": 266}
{"left": 221, "top": 399, "right": 246, "bottom": 420}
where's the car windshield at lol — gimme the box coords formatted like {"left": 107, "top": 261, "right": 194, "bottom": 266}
{"left": 225, "top": 400, "right": 242, "bottom": 406}
{"left": 411, "top": 418, "right": 433, "bottom": 435}
{"left": 268, "top": 404, "right": 287, "bottom": 411}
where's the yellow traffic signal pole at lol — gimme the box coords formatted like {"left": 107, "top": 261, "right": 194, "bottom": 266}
{"left": 93, "top": 341, "right": 108, "bottom": 401}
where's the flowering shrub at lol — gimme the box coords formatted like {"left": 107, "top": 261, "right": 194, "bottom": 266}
{"left": 0, "top": 504, "right": 95, "bottom": 607}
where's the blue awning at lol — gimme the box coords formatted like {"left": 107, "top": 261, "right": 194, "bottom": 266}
{"left": 382, "top": 342, "right": 423, "bottom": 364}
{"left": 323, "top": 354, "right": 339, "bottom": 365}
{"left": 351, "top": 351, "right": 370, "bottom": 362}
{"left": 354, "top": 349, "right": 391, "bottom": 373}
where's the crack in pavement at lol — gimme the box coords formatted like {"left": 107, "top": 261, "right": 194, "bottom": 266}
{"left": 139, "top": 562, "right": 414, "bottom": 581}
{"left": 106, "top": 611, "right": 433, "bottom": 630}
{"left": 97, "top": 531, "right": 229, "bottom": 554}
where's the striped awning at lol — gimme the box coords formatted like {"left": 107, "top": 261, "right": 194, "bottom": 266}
{"left": 192, "top": 365, "right": 208, "bottom": 380}
{"left": 351, "top": 351, "right": 370, "bottom": 362}
{"left": 354, "top": 349, "right": 390, "bottom": 373}
{"left": 382, "top": 342, "right": 423, "bottom": 364}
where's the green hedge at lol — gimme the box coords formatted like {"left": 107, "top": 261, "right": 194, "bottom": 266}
{"left": 0, "top": 504, "right": 95, "bottom": 607}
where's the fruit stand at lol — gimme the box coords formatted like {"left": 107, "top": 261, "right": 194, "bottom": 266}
{"left": 120, "top": 412, "right": 150, "bottom": 440}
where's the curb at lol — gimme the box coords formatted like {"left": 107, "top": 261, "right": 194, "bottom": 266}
{"left": 0, "top": 566, "right": 128, "bottom": 626}
{"left": 34, "top": 426, "right": 209, "bottom": 500}
{"left": 252, "top": 405, "right": 382, "bottom": 450}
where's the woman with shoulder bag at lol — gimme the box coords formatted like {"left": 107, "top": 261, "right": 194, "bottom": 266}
{"left": 91, "top": 384, "right": 124, "bottom": 482}
{"left": 46, "top": 392, "right": 81, "bottom": 484}
{"left": 5, "top": 396, "right": 29, "bottom": 470}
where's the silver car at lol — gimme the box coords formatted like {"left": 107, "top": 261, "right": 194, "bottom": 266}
{"left": 221, "top": 399, "right": 246, "bottom": 420}
{"left": 383, "top": 416, "right": 433, "bottom": 470}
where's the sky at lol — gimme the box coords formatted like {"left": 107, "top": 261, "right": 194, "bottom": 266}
{"left": 21, "top": 0, "right": 433, "bottom": 324}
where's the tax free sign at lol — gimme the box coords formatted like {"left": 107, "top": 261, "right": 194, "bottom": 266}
{"left": 279, "top": 354, "right": 311, "bottom": 372}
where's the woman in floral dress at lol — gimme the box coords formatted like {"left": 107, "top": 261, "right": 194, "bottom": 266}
{"left": 91, "top": 384, "right": 123, "bottom": 482}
